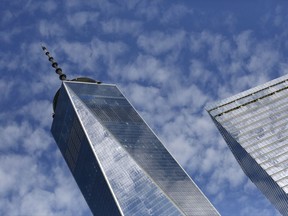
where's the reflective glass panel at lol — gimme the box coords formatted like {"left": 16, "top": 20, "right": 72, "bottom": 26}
{"left": 65, "top": 81, "right": 219, "bottom": 216}
{"left": 208, "top": 75, "right": 288, "bottom": 216}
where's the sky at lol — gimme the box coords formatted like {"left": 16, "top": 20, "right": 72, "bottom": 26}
{"left": 1, "top": 0, "right": 288, "bottom": 215}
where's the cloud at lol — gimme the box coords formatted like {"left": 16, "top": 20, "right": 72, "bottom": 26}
{"left": 101, "top": 18, "right": 142, "bottom": 36}
{"left": 133, "top": 0, "right": 161, "bottom": 21}
{"left": 0, "top": 28, "right": 22, "bottom": 43}
{"left": 0, "top": 152, "right": 91, "bottom": 216}
{"left": 18, "top": 100, "right": 52, "bottom": 127}
{"left": 261, "top": 3, "right": 288, "bottom": 30}
{"left": 0, "top": 10, "right": 14, "bottom": 25}
{"left": 0, "top": 122, "right": 30, "bottom": 151}
{"left": 233, "top": 30, "right": 253, "bottom": 58}
{"left": 201, "top": 147, "right": 222, "bottom": 173}
{"left": 64, "top": 0, "right": 117, "bottom": 16}
{"left": 0, "top": 121, "right": 52, "bottom": 154}
{"left": 57, "top": 39, "right": 127, "bottom": 78}
{"left": 167, "top": 84, "right": 208, "bottom": 110}
{"left": 39, "top": 20, "right": 66, "bottom": 38}
{"left": 137, "top": 30, "right": 186, "bottom": 56}
{"left": 164, "top": 132, "right": 197, "bottom": 167}
{"left": 0, "top": 79, "right": 14, "bottom": 101}
{"left": 189, "top": 29, "right": 283, "bottom": 100}
{"left": 0, "top": 154, "right": 36, "bottom": 196}
{"left": 112, "top": 54, "right": 174, "bottom": 84}
{"left": 67, "top": 11, "right": 99, "bottom": 28}
{"left": 222, "top": 12, "right": 237, "bottom": 30}
{"left": 160, "top": 4, "right": 193, "bottom": 24}
{"left": 40, "top": 0, "right": 58, "bottom": 13}
{"left": 247, "top": 42, "right": 280, "bottom": 74}
{"left": 122, "top": 83, "right": 161, "bottom": 112}
{"left": 189, "top": 59, "right": 214, "bottom": 87}
{"left": 0, "top": 51, "right": 22, "bottom": 71}
{"left": 190, "top": 31, "right": 238, "bottom": 76}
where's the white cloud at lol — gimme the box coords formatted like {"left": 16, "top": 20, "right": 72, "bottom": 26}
{"left": 0, "top": 28, "right": 22, "bottom": 43}
{"left": 18, "top": 100, "right": 53, "bottom": 128}
{"left": 167, "top": 84, "right": 208, "bottom": 110}
{"left": 120, "top": 0, "right": 143, "bottom": 10}
{"left": 231, "top": 73, "right": 269, "bottom": 93}
{"left": 239, "top": 203, "right": 281, "bottom": 216}
{"left": 0, "top": 120, "right": 52, "bottom": 154}
{"left": 41, "top": 0, "right": 57, "bottom": 13}
{"left": 64, "top": 0, "right": 116, "bottom": 16}
{"left": 160, "top": 4, "right": 193, "bottom": 24}
{"left": 190, "top": 31, "right": 213, "bottom": 53}
{"left": 223, "top": 12, "right": 237, "bottom": 30}
{"left": 200, "top": 147, "right": 222, "bottom": 173}
{"left": 191, "top": 30, "right": 280, "bottom": 79}
{"left": 0, "top": 122, "right": 29, "bottom": 151}
{"left": 39, "top": 20, "right": 66, "bottom": 38}
{"left": 278, "top": 62, "right": 288, "bottom": 76}
{"left": 23, "top": 127, "right": 53, "bottom": 153}
{"left": 137, "top": 30, "right": 186, "bottom": 56}
{"left": 90, "top": 38, "right": 128, "bottom": 65}
{"left": 208, "top": 35, "right": 232, "bottom": 64}
{"left": 243, "top": 179, "right": 258, "bottom": 194}
{"left": 267, "top": 4, "right": 288, "bottom": 28}
{"left": 101, "top": 18, "right": 142, "bottom": 36}
{"left": 189, "top": 59, "right": 211, "bottom": 82}
{"left": 0, "top": 10, "right": 14, "bottom": 25}
{"left": 233, "top": 30, "right": 253, "bottom": 58}
{"left": 112, "top": 54, "right": 173, "bottom": 84}
{"left": 133, "top": 1, "right": 160, "bottom": 21}
{"left": 122, "top": 83, "right": 161, "bottom": 112}
{"left": 0, "top": 155, "right": 34, "bottom": 195}
{"left": 247, "top": 43, "right": 279, "bottom": 74}
{"left": 67, "top": 11, "right": 99, "bottom": 28}
{"left": 59, "top": 38, "right": 127, "bottom": 73}
{"left": 203, "top": 150, "right": 246, "bottom": 195}
{"left": 0, "top": 152, "right": 90, "bottom": 216}
{"left": 164, "top": 133, "right": 197, "bottom": 167}
{"left": 190, "top": 31, "right": 236, "bottom": 73}
{"left": 189, "top": 29, "right": 283, "bottom": 103}
{"left": 0, "top": 51, "right": 21, "bottom": 71}
{"left": 19, "top": 189, "right": 56, "bottom": 215}
{"left": 0, "top": 79, "right": 14, "bottom": 101}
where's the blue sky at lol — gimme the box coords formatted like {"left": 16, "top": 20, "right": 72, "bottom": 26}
{"left": 1, "top": 0, "right": 287, "bottom": 215}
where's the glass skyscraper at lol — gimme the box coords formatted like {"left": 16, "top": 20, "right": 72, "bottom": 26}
{"left": 51, "top": 80, "right": 219, "bottom": 216}
{"left": 207, "top": 75, "right": 288, "bottom": 216}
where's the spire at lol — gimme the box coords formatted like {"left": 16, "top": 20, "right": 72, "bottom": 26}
{"left": 41, "top": 45, "right": 67, "bottom": 81}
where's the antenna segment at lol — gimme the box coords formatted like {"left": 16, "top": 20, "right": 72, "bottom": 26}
{"left": 41, "top": 45, "right": 67, "bottom": 81}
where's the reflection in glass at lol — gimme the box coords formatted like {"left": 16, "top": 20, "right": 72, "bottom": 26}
{"left": 52, "top": 81, "right": 219, "bottom": 216}
{"left": 208, "top": 75, "right": 288, "bottom": 216}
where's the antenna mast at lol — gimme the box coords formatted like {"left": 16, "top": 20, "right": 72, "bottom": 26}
{"left": 41, "top": 45, "right": 67, "bottom": 81}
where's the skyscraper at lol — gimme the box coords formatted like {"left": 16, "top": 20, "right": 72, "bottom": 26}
{"left": 206, "top": 75, "right": 288, "bottom": 216}
{"left": 51, "top": 79, "right": 219, "bottom": 216}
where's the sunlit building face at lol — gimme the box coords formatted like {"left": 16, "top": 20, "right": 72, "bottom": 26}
{"left": 207, "top": 75, "right": 288, "bottom": 216}
{"left": 51, "top": 80, "right": 219, "bottom": 216}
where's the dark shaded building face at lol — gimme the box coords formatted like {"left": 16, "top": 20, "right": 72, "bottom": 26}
{"left": 207, "top": 75, "right": 288, "bottom": 216}
{"left": 51, "top": 81, "right": 219, "bottom": 216}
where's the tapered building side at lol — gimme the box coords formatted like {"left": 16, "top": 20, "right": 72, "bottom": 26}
{"left": 207, "top": 75, "right": 288, "bottom": 216}
{"left": 51, "top": 80, "right": 219, "bottom": 216}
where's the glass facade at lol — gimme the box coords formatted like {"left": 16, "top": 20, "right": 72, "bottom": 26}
{"left": 51, "top": 81, "right": 219, "bottom": 216}
{"left": 207, "top": 74, "right": 288, "bottom": 216}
